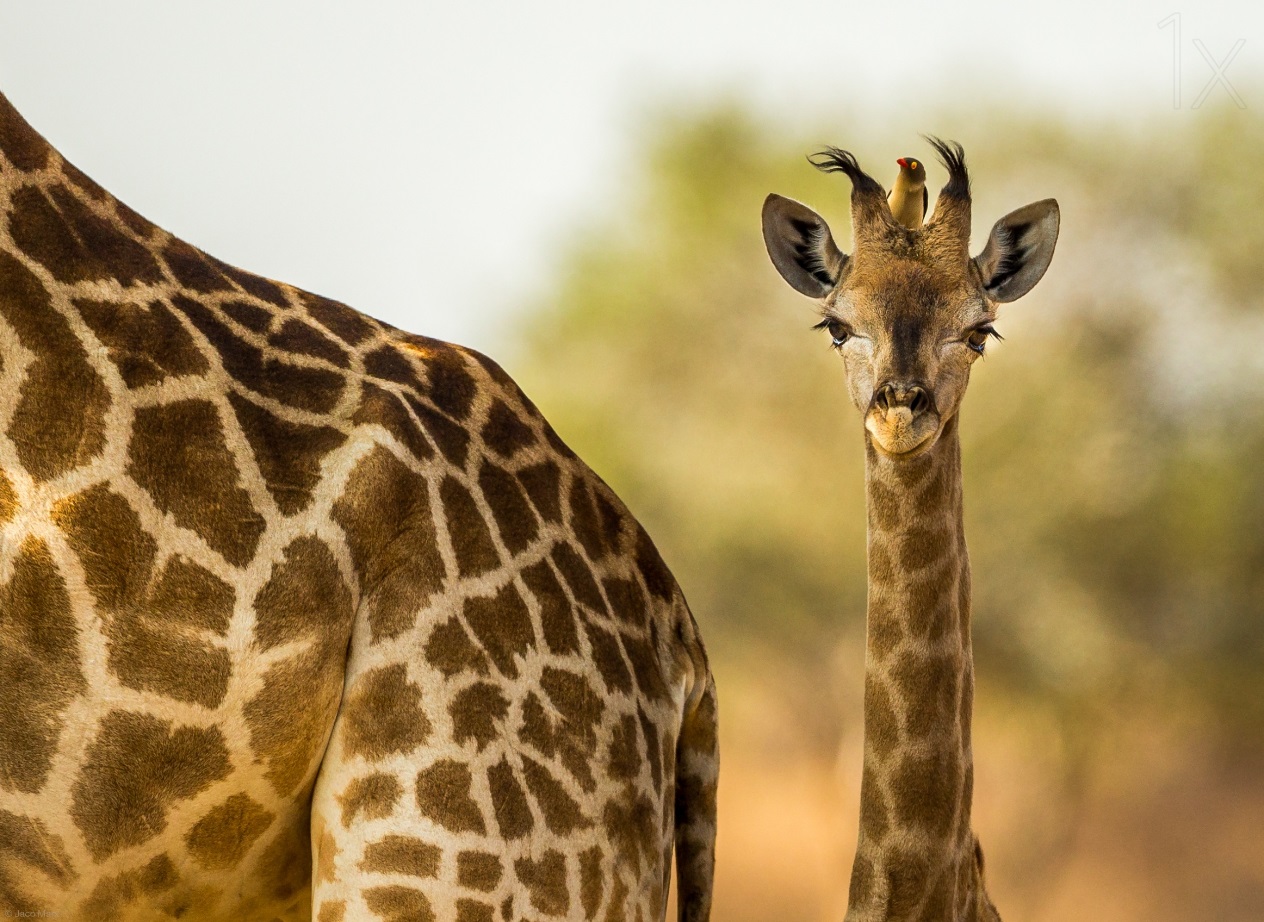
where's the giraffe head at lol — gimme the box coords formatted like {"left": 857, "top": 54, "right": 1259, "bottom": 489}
{"left": 762, "top": 139, "right": 1059, "bottom": 459}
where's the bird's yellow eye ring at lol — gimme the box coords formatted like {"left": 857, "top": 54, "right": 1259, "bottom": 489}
{"left": 909, "top": 160, "right": 918, "bottom": 170}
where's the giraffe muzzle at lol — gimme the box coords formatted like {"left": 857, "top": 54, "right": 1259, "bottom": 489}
{"left": 865, "top": 382, "right": 940, "bottom": 457}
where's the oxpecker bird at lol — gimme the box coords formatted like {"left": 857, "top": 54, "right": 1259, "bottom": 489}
{"left": 888, "top": 156, "right": 928, "bottom": 229}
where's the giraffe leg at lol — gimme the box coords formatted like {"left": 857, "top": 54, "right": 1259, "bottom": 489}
{"left": 307, "top": 659, "right": 469, "bottom": 922}
{"left": 673, "top": 671, "right": 718, "bottom": 922}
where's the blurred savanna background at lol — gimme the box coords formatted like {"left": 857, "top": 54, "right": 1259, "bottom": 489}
{"left": 518, "top": 104, "right": 1264, "bottom": 920}
{"left": 3, "top": 1, "right": 1263, "bottom": 918}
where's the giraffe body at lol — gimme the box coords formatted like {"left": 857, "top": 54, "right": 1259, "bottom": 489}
{"left": 764, "top": 142, "right": 1060, "bottom": 920}
{"left": 0, "top": 93, "right": 717, "bottom": 922}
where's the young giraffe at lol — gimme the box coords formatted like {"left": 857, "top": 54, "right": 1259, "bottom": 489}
{"left": 762, "top": 141, "right": 1059, "bottom": 920}
{"left": 0, "top": 92, "right": 717, "bottom": 921}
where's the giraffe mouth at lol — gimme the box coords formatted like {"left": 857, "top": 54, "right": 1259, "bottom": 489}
{"left": 865, "top": 408, "right": 941, "bottom": 458}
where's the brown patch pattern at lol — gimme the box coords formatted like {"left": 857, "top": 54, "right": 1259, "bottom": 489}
{"left": 149, "top": 556, "right": 236, "bottom": 634}
{"left": 270, "top": 317, "right": 350, "bottom": 367}
{"left": 360, "top": 836, "right": 441, "bottom": 878}
{"left": 76, "top": 297, "right": 209, "bottom": 388}
{"left": 442, "top": 475, "right": 502, "bottom": 577}
{"left": 457, "top": 851, "right": 503, "bottom": 892}
{"left": 70, "top": 711, "right": 231, "bottom": 860}
{"left": 522, "top": 560, "right": 581, "bottom": 655}
{"left": 244, "top": 648, "right": 351, "bottom": 796}
{"left": 0, "top": 93, "right": 49, "bottom": 170}
{"left": 514, "top": 849, "right": 569, "bottom": 917}
{"left": 334, "top": 446, "right": 446, "bottom": 641}
{"left": 253, "top": 535, "right": 354, "bottom": 650}
{"left": 0, "top": 811, "right": 74, "bottom": 911}
{"left": 456, "top": 899, "right": 495, "bottom": 922}
{"left": 185, "top": 793, "right": 275, "bottom": 870}
{"left": 354, "top": 382, "right": 435, "bottom": 461}
{"left": 463, "top": 582, "right": 535, "bottom": 679}
{"left": 55, "top": 485, "right": 233, "bottom": 707}
{"left": 339, "top": 773, "right": 404, "bottom": 828}
{"left": 365, "top": 885, "right": 436, "bottom": 922}
{"left": 521, "top": 756, "right": 590, "bottom": 834}
{"left": 230, "top": 393, "right": 347, "bottom": 515}
{"left": 318, "top": 901, "right": 348, "bottom": 922}
{"left": 580, "top": 846, "right": 605, "bottom": 919}
{"left": 481, "top": 398, "right": 535, "bottom": 457}
{"left": 518, "top": 460, "right": 563, "bottom": 523}
{"left": 478, "top": 459, "right": 539, "bottom": 554}
{"left": 450, "top": 682, "right": 510, "bottom": 751}
{"left": 9, "top": 183, "right": 162, "bottom": 286}
{"left": 302, "top": 291, "right": 377, "bottom": 345}
{"left": 415, "top": 760, "right": 487, "bottom": 834}
{"left": 0, "top": 537, "right": 86, "bottom": 793}
{"left": 0, "top": 252, "right": 110, "bottom": 481}
{"left": 0, "top": 469, "right": 15, "bottom": 524}
{"left": 176, "top": 294, "right": 344, "bottom": 413}
{"left": 129, "top": 398, "right": 266, "bottom": 566}
{"left": 487, "top": 758, "right": 533, "bottom": 840}
{"left": 80, "top": 854, "right": 178, "bottom": 922}
{"left": 342, "top": 664, "right": 432, "bottom": 761}
{"left": 425, "top": 616, "right": 491, "bottom": 677}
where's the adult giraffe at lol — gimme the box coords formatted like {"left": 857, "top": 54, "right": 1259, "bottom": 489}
{"left": 0, "top": 91, "right": 717, "bottom": 921}
{"left": 763, "top": 140, "right": 1059, "bottom": 921}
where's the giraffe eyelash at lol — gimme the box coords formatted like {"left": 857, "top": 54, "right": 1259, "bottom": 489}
{"left": 812, "top": 317, "right": 851, "bottom": 348}
{"left": 966, "top": 324, "right": 1002, "bottom": 355}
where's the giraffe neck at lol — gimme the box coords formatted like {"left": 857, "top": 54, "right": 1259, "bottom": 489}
{"left": 847, "top": 415, "right": 980, "bottom": 920}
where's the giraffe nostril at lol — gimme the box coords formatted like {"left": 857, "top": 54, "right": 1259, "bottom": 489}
{"left": 874, "top": 383, "right": 931, "bottom": 416}
{"left": 874, "top": 385, "right": 893, "bottom": 412}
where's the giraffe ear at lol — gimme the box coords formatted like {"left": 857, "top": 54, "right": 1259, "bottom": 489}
{"left": 762, "top": 194, "right": 848, "bottom": 299}
{"left": 973, "top": 199, "right": 1060, "bottom": 303}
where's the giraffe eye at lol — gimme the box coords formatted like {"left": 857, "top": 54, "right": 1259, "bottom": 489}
{"left": 812, "top": 317, "right": 852, "bottom": 347}
{"left": 825, "top": 319, "right": 850, "bottom": 347}
{"left": 966, "top": 326, "right": 1000, "bottom": 354}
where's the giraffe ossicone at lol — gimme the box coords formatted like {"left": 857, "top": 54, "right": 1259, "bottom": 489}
{"left": 764, "top": 138, "right": 1060, "bottom": 921}
{"left": 0, "top": 91, "right": 717, "bottom": 922}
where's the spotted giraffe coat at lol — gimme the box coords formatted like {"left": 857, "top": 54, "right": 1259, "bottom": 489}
{"left": 0, "top": 92, "right": 717, "bottom": 922}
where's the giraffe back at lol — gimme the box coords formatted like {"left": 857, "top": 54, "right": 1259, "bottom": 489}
{"left": 0, "top": 92, "right": 716, "bottom": 921}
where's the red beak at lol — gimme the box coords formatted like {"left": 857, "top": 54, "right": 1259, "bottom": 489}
{"left": 896, "top": 157, "right": 908, "bottom": 168}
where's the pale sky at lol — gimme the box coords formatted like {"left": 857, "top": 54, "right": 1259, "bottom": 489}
{"left": 0, "top": 0, "right": 1259, "bottom": 351}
